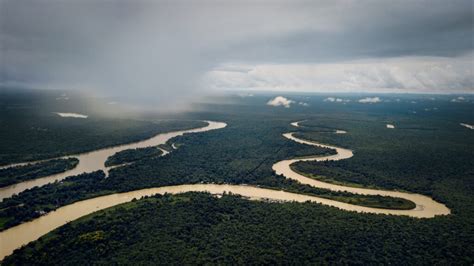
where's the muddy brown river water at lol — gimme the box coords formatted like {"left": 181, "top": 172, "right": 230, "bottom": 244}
{"left": 0, "top": 120, "right": 450, "bottom": 259}
{"left": 0, "top": 121, "right": 226, "bottom": 200}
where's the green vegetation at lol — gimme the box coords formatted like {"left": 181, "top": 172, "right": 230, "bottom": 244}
{"left": 292, "top": 113, "right": 474, "bottom": 200}
{"left": 0, "top": 112, "right": 421, "bottom": 231}
{"left": 288, "top": 168, "right": 417, "bottom": 209}
{"left": 1, "top": 92, "right": 473, "bottom": 263}
{"left": 0, "top": 89, "right": 206, "bottom": 165}
{"left": 0, "top": 158, "right": 78, "bottom": 187}
{"left": 0, "top": 172, "right": 108, "bottom": 229}
{"left": 105, "top": 147, "right": 163, "bottom": 167}
{"left": 291, "top": 165, "right": 373, "bottom": 188}
{"left": 3, "top": 193, "right": 472, "bottom": 265}
{"left": 0, "top": 169, "right": 416, "bottom": 231}
{"left": 158, "top": 143, "right": 175, "bottom": 152}
{"left": 0, "top": 115, "right": 205, "bottom": 166}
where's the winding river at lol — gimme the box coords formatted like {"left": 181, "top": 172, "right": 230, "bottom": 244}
{"left": 0, "top": 121, "right": 226, "bottom": 200}
{"left": 0, "top": 120, "right": 450, "bottom": 259}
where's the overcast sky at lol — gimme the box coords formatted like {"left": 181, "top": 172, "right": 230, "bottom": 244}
{"left": 0, "top": 0, "right": 473, "bottom": 107}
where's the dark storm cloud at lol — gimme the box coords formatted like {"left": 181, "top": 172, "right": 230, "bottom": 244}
{"left": 0, "top": 0, "right": 473, "bottom": 103}
{"left": 218, "top": 0, "right": 473, "bottom": 63}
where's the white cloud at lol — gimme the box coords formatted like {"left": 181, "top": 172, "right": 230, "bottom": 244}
{"left": 2, "top": 0, "right": 473, "bottom": 103}
{"left": 55, "top": 93, "right": 69, "bottom": 101}
{"left": 298, "top": 102, "right": 309, "bottom": 106}
{"left": 55, "top": 112, "right": 88, "bottom": 118}
{"left": 324, "top": 97, "right": 350, "bottom": 103}
{"left": 204, "top": 54, "right": 474, "bottom": 94}
{"left": 460, "top": 123, "right": 474, "bottom": 130}
{"left": 451, "top": 96, "right": 468, "bottom": 102}
{"left": 267, "top": 96, "right": 294, "bottom": 108}
{"left": 358, "top": 97, "right": 381, "bottom": 103}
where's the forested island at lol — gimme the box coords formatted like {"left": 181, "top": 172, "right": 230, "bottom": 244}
{"left": 0, "top": 113, "right": 421, "bottom": 231}
{"left": 0, "top": 91, "right": 206, "bottom": 165}
{"left": 0, "top": 158, "right": 78, "bottom": 187}
{"left": 1, "top": 92, "right": 473, "bottom": 264}
{"left": 2, "top": 0, "right": 473, "bottom": 263}
{"left": 104, "top": 147, "right": 163, "bottom": 167}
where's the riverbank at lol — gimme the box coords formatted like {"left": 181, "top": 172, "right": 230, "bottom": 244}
{"left": 0, "top": 121, "right": 226, "bottom": 200}
{"left": 0, "top": 121, "right": 451, "bottom": 260}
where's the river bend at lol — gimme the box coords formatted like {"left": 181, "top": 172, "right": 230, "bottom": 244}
{"left": 0, "top": 120, "right": 451, "bottom": 259}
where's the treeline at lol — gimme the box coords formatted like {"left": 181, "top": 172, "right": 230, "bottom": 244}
{"left": 0, "top": 171, "right": 106, "bottom": 229}
{"left": 3, "top": 193, "right": 472, "bottom": 265}
{"left": 292, "top": 114, "right": 474, "bottom": 202}
{"left": 1, "top": 95, "right": 473, "bottom": 263}
{"left": 105, "top": 147, "right": 163, "bottom": 167}
{"left": 0, "top": 104, "right": 206, "bottom": 165}
{"left": 0, "top": 118, "right": 418, "bottom": 231}
{"left": 0, "top": 158, "right": 78, "bottom": 187}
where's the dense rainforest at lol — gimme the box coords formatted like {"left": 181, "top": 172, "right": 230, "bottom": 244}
{"left": 0, "top": 89, "right": 206, "bottom": 165}
{"left": 0, "top": 114, "right": 415, "bottom": 230}
{"left": 1, "top": 91, "right": 473, "bottom": 263}
{"left": 104, "top": 147, "right": 164, "bottom": 167}
{"left": 0, "top": 158, "right": 78, "bottom": 187}
{"left": 291, "top": 111, "right": 474, "bottom": 202}
{"left": 3, "top": 193, "right": 472, "bottom": 265}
